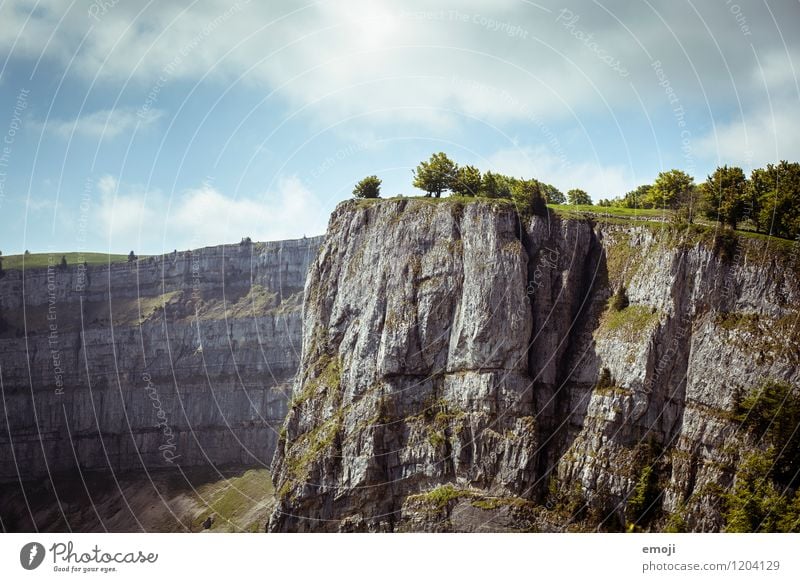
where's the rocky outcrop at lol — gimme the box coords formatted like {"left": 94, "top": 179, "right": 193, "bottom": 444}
{"left": 0, "top": 237, "right": 321, "bottom": 482}
{"left": 269, "top": 198, "right": 800, "bottom": 532}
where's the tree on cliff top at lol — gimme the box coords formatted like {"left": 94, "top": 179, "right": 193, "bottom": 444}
{"left": 646, "top": 169, "right": 694, "bottom": 210}
{"left": 567, "top": 188, "right": 592, "bottom": 205}
{"left": 700, "top": 165, "right": 748, "bottom": 229}
{"left": 413, "top": 152, "right": 457, "bottom": 197}
{"left": 352, "top": 175, "right": 382, "bottom": 199}
{"left": 511, "top": 179, "right": 547, "bottom": 216}
{"left": 450, "top": 165, "right": 481, "bottom": 197}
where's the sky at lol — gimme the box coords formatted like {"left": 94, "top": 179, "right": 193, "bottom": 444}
{"left": 0, "top": 0, "right": 798, "bottom": 255}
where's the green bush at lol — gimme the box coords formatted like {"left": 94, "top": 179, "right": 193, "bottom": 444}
{"left": 734, "top": 380, "right": 800, "bottom": 487}
{"left": 610, "top": 287, "right": 629, "bottom": 311}
{"left": 724, "top": 449, "right": 800, "bottom": 532}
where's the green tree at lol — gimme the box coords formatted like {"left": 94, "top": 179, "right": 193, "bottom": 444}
{"left": 540, "top": 183, "right": 566, "bottom": 204}
{"left": 450, "top": 165, "right": 481, "bottom": 197}
{"left": 510, "top": 179, "right": 547, "bottom": 216}
{"left": 701, "top": 166, "right": 748, "bottom": 229}
{"left": 724, "top": 450, "right": 786, "bottom": 532}
{"left": 621, "top": 184, "right": 653, "bottom": 208}
{"left": 59, "top": 255, "right": 67, "bottom": 269}
{"left": 127, "top": 251, "right": 137, "bottom": 263}
{"left": 567, "top": 188, "right": 592, "bottom": 205}
{"left": 412, "top": 152, "right": 457, "bottom": 198}
{"left": 479, "top": 171, "right": 512, "bottom": 199}
{"left": 751, "top": 161, "right": 800, "bottom": 239}
{"left": 646, "top": 170, "right": 694, "bottom": 210}
{"left": 352, "top": 175, "right": 382, "bottom": 199}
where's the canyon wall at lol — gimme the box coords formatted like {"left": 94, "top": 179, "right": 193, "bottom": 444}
{"left": 269, "top": 198, "right": 800, "bottom": 532}
{"left": 0, "top": 237, "right": 322, "bottom": 482}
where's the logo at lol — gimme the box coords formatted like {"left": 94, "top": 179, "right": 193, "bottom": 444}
{"left": 20, "top": 542, "right": 46, "bottom": 570}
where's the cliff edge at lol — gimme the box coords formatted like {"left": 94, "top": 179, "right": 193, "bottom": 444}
{"left": 269, "top": 198, "right": 800, "bottom": 532}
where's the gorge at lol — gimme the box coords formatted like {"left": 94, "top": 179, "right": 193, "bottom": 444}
{"left": 1, "top": 198, "right": 798, "bottom": 532}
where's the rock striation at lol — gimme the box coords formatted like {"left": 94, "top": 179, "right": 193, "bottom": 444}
{"left": 269, "top": 198, "right": 800, "bottom": 532}
{"left": 0, "top": 237, "right": 322, "bottom": 482}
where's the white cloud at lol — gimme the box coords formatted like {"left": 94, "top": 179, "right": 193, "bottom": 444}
{"left": 171, "top": 176, "right": 328, "bottom": 243}
{"left": 485, "top": 146, "right": 634, "bottom": 200}
{"left": 696, "top": 97, "right": 800, "bottom": 169}
{"left": 7, "top": 0, "right": 795, "bottom": 130}
{"left": 32, "top": 107, "right": 162, "bottom": 139}
{"left": 94, "top": 175, "right": 328, "bottom": 253}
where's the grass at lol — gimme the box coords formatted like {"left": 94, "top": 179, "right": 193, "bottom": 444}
{"left": 598, "top": 304, "right": 660, "bottom": 338}
{"left": 193, "top": 468, "right": 275, "bottom": 533}
{"left": 547, "top": 204, "right": 668, "bottom": 218}
{"left": 407, "top": 483, "right": 474, "bottom": 510}
{"left": 1, "top": 251, "right": 132, "bottom": 270}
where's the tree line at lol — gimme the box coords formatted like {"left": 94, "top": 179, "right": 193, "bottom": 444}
{"left": 353, "top": 153, "right": 800, "bottom": 240}
{"left": 352, "top": 152, "right": 572, "bottom": 216}
{"left": 600, "top": 163, "right": 800, "bottom": 239}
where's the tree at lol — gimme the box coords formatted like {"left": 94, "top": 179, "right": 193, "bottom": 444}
{"left": 352, "top": 175, "right": 382, "bottom": 199}
{"left": 479, "top": 171, "right": 512, "bottom": 199}
{"left": 751, "top": 161, "right": 800, "bottom": 239}
{"left": 412, "top": 153, "right": 457, "bottom": 197}
{"left": 510, "top": 179, "right": 547, "bottom": 217}
{"left": 128, "top": 251, "right": 137, "bottom": 263}
{"left": 646, "top": 170, "right": 694, "bottom": 210}
{"left": 621, "top": 184, "right": 653, "bottom": 208}
{"left": 450, "top": 165, "right": 481, "bottom": 197}
{"left": 59, "top": 256, "right": 67, "bottom": 269}
{"left": 540, "top": 183, "right": 566, "bottom": 204}
{"left": 701, "top": 166, "right": 748, "bottom": 229}
{"left": 240, "top": 236, "right": 252, "bottom": 246}
{"left": 567, "top": 188, "right": 592, "bottom": 205}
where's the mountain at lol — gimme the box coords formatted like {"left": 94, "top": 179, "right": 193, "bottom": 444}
{"left": 269, "top": 197, "right": 800, "bottom": 532}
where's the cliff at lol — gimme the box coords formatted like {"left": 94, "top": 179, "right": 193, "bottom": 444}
{"left": 0, "top": 237, "right": 322, "bottom": 482}
{"left": 268, "top": 198, "right": 800, "bottom": 532}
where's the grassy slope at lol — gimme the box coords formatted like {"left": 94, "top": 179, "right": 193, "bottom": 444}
{"left": 1, "top": 251, "right": 131, "bottom": 270}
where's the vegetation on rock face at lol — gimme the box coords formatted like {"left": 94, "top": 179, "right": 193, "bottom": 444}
{"left": 734, "top": 380, "right": 800, "bottom": 487}
{"left": 722, "top": 380, "right": 800, "bottom": 532}
{"left": 610, "top": 286, "right": 629, "bottom": 312}
{"left": 626, "top": 465, "right": 660, "bottom": 528}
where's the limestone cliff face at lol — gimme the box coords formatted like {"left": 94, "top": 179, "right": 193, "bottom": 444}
{"left": 0, "top": 237, "right": 321, "bottom": 481}
{"left": 269, "top": 199, "right": 800, "bottom": 532}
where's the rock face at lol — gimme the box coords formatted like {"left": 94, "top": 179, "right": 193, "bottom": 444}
{"left": 0, "top": 237, "right": 322, "bottom": 482}
{"left": 269, "top": 199, "right": 800, "bottom": 532}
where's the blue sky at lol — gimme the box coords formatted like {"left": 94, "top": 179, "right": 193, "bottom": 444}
{"left": 0, "top": 0, "right": 798, "bottom": 255}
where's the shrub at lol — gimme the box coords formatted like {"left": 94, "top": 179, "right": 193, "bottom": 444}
{"left": 352, "top": 175, "right": 382, "bottom": 199}
{"left": 610, "top": 287, "right": 629, "bottom": 311}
